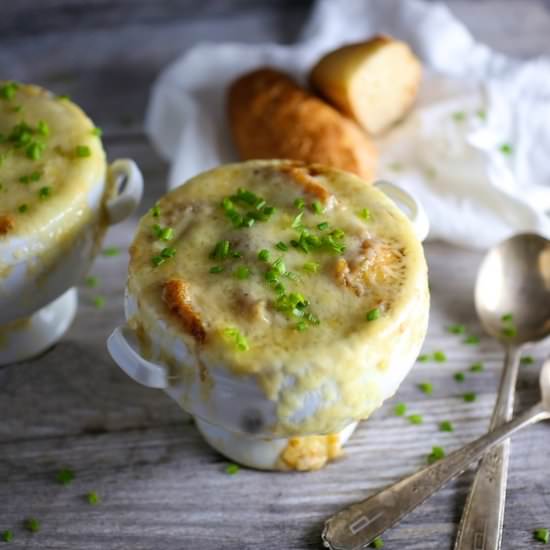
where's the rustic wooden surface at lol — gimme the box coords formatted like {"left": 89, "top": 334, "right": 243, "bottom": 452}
{"left": 1, "top": 1, "right": 550, "bottom": 549}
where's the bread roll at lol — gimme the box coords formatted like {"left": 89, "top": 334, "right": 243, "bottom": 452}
{"left": 310, "top": 36, "right": 422, "bottom": 135}
{"left": 227, "top": 68, "right": 377, "bottom": 183}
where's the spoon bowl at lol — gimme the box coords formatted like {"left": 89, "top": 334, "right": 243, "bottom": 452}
{"left": 475, "top": 233, "right": 550, "bottom": 345}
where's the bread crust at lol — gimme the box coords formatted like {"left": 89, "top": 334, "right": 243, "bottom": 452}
{"left": 227, "top": 68, "right": 377, "bottom": 183}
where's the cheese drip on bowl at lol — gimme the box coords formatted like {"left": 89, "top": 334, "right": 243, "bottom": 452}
{"left": 128, "top": 160, "right": 429, "bottom": 437}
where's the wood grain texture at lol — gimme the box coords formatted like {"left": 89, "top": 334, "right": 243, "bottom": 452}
{"left": 1, "top": 2, "right": 550, "bottom": 549}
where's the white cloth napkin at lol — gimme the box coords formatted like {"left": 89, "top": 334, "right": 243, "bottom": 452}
{"left": 145, "top": 0, "right": 550, "bottom": 249}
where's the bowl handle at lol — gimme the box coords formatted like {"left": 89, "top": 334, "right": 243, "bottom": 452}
{"left": 105, "top": 159, "right": 144, "bottom": 225}
{"left": 107, "top": 325, "right": 168, "bottom": 388}
{"left": 374, "top": 180, "right": 430, "bottom": 242}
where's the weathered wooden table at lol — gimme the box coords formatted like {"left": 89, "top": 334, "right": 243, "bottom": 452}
{"left": 2, "top": 1, "right": 550, "bottom": 548}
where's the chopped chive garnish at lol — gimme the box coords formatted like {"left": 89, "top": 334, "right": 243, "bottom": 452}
{"left": 521, "top": 356, "right": 535, "bottom": 365}
{"left": 293, "top": 198, "right": 305, "bottom": 210}
{"left": 273, "top": 257, "right": 286, "bottom": 275}
{"left": 447, "top": 324, "right": 466, "bottom": 334}
{"left": 18, "top": 204, "right": 28, "bottom": 213}
{"left": 275, "top": 241, "right": 288, "bottom": 251}
{"left": 91, "top": 126, "right": 103, "bottom": 137}
{"left": 370, "top": 537, "right": 384, "bottom": 549}
{"left": 225, "top": 463, "right": 240, "bottom": 475}
{"left": 0, "top": 81, "right": 18, "bottom": 100}
{"left": 366, "top": 308, "right": 381, "bottom": 321}
{"left": 86, "top": 491, "right": 100, "bottom": 505}
{"left": 56, "top": 468, "right": 75, "bottom": 485}
{"left": 470, "top": 362, "right": 484, "bottom": 373}
{"left": 93, "top": 296, "right": 105, "bottom": 309}
{"left": 394, "top": 402, "right": 407, "bottom": 416}
{"left": 258, "top": 249, "right": 270, "bottom": 262}
{"left": 464, "top": 335, "right": 480, "bottom": 345}
{"left": 317, "top": 222, "right": 329, "bottom": 231}
{"left": 102, "top": 247, "right": 120, "bottom": 256}
{"left": 427, "top": 446, "right": 445, "bottom": 464}
{"left": 75, "top": 145, "right": 91, "bottom": 158}
{"left": 23, "top": 518, "right": 40, "bottom": 533}
{"left": 454, "top": 372, "right": 465, "bottom": 383}
{"left": 408, "top": 414, "right": 423, "bottom": 425}
{"left": 501, "top": 313, "right": 513, "bottom": 322}
{"left": 501, "top": 326, "right": 517, "bottom": 338}
{"left": 452, "top": 111, "right": 466, "bottom": 122}
{"left": 295, "top": 320, "right": 308, "bottom": 332}
{"left": 152, "top": 224, "right": 173, "bottom": 241}
{"left": 210, "top": 240, "right": 230, "bottom": 261}
{"left": 418, "top": 382, "right": 433, "bottom": 395}
{"left": 433, "top": 350, "right": 447, "bottom": 362}
{"left": 359, "top": 208, "right": 371, "bottom": 221}
{"left": 36, "top": 120, "right": 49, "bottom": 136}
{"left": 234, "top": 266, "right": 251, "bottom": 280}
{"left": 151, "top": 247, "right": 176, "bottom": 267}
{"left": 38, "top": 186, "right": 51, "bottom": 199}
{"left": 150, "top": 204, "right": 160, "bottom": 217}
{"left": 499, "top": 143, "right": 513, "bottom": 155}
{"left": 223, "top": 327, "right": 249, "bottom": 351}
{"left": 303, "top": 261, "right": 320, "bottom": 274}
{"left": 209, "top": 266, "right": 224, "bottom": 274}
{"left": 85, "top": 275, "right": 99, "bottom": 288}
{"left": 534, "top": 528, "right": 549, "bottom": 544}
{"left": 1, "top": 530, "right": 13, "bottom": 542}
{"left": 463, "top": 392, "right": 477, "bottom": 403}
{"left": 417, "top": 354, "right": 430, "bottom": 363}
{"left": 291, "top": 211, "right": 304, "bottom": 229}
{"left": 439, "top": 420, "right": 454, "bottom": 432}
{"left": 311, "top": 201, "right": 324, "bottom": 214}
{"left": 26, "top": 141, "right": 45, "bottom": 160}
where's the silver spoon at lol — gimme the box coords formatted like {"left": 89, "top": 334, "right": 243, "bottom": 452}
{"left": 455, "top": 233, "right": 550, "bottom": 550}
{"left": 322, "top": 359, "right": 550, "bottom": 550}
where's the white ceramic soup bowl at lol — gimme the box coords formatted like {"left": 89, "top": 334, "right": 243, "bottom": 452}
{"left": 108, "top": 177, "right": 429, "bottom": 471}
{"left": 0, "top": 159, "right": 143, "bottom": 365}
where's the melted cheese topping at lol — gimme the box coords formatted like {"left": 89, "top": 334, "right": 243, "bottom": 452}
{"left": 0, "top": 82, "right": 106, "bottom": 240}
{"left": 128, "top": 160, "right": 429, "bottom": 435}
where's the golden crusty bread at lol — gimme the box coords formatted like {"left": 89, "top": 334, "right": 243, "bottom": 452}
{"left": 227, "top": 68, "right": 377, "bottom": 182}
{"left": 310, "top": 36, "right": 422, "bottom": 135}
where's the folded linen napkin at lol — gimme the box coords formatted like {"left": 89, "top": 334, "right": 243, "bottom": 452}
{"left": 145, "top": 0, "right": 550, "bottom": 249}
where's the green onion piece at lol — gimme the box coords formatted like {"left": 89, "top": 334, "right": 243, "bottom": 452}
{"left": 223, "top": 327, "right": 249, "bottom": 351}
{"left": 150, "top": 204, "right": 160, "bottom": 217}
{"left": 454, "top": 372, "right": 466, "bottom": 383}
{"left": 26, "top": 141, "right": 45, "bottom": 160}
{"left": 18, "top": 204, "right": 28, "bottom": 213}
{"left": 417, "top": 354, "right": 430, "bottom": 363}
{"left": 427, "top": 446, "right": 445, "bottom": 464}
{"left": 160, "top": 247, "right": 176, "bottom": 259}
{"left": 234, "top": 266, "right": 251, "bottom": 280}
{"left": 275, "top": 241, "right": 289, "bottom": 251}
{"left": 408, "top": 414, "right": 423, "bottom": 425}
{"left": 293, "top": 198, "right": 305, "bottom": 210}
{"left": 209, "top": 266, "right": 224, "bottom": 274}
{"left": 210, "top": 240, "right": 230, "bottom": 261}
{"left": 93, "top": 296, "right": 105, "bottom": 309}
{"left": 499, "top": 143, "right": 513, "bottom": 155}
{"left": 225, "top": 463, "right": 240, "bottom": 475}
{"left": 273, "top": 258, "right": 286, "bottom": 275}
{"left": 291, "top": 211, "right": 304, "bottom": 229}
{"left": 311, "top": 201, "right": 324, "bottom": 214}
{"left": 317, "top": 222, "right": 329, "bottom": 231}
{"left": 501, "top": 326, "right": 517, "bottom": 338}
{"left": 452, "top": 111, "right": 466, "bottom": 122}
{"left": 418, "top": 382, "right": 433, "bottom": 395}
{"left": 0, "top": 81, "right": 18, "bottom": 100}
{"left": 534, "top": 528, "right": 549, "bottom": 544}
{"left": 86, "top": 491, "right": 100, "bottom": 505}
{"left": 102, "top": 247, "right": 120, "bottom": 256}
{"left": 447, "top": 324, "right": 466, "bottom": 334}
{"left": 521, "top": 356, "right": 535, "bottom": 365}
{"left": 359, "top": 208, "right": 371, "bottom": 221}
{"left": 75, "top": 145, "right": 91, "bottom": 158}
{"left": 433, "top": 350, "right": 447, "bottom": 362}
{"left": 470, "top": 362, "right": 484, "bottom": 373}
{"left": 394, "top": 402, "right": 407, "bottom": 416}
{"left": 303, "top": 261, "right": 320, "bottom": 274}
{"left": 37, "top": 120, "right": 49, "bottom": 136}
{"left": 56, "top": 467, "right": 75, "bottom": 485}
{"left": 501, "top": 313, "right": 513, "bottom": 322}
{"left": 439, "top": 420, "right": 454, "bottom": 432}
{"left": 463, "top": 392, "right": 477, "bottom": 403}
{"left": 476, "top": 109, "right": 487, "bottom": 121}
{"left": 23, "top": 518, "right": 40, "bottom": 533}
{"left": 366, "top": 308, "right": 381, "bottom": 321}
{"left": 295, "top": 320, "right": 308, "bottom": 332}
{"left": 464, "top": 335, "right": 480, "bottom": 345}
{"left": 57, "top": 94, "right": 71, "bottom": 100}
{"left": 85, "top": 275, "right": 99, "bottom": 288}
{"left": 370, "top": 536, "right": 384, "bottom": 549}
{"left": 151, "top": 256, "right": 165, "bottom": 267}
{"left": 1, "top": 530, "right": 13, "bottom": 542}
{"left": 92, "top": 126, "right": 103, "bottom": 137}
{"left": 38, "top": 186, "right": 51, "bottom": 199}
{"left": 258, "top": 249, "right": 270, "bottom": 262}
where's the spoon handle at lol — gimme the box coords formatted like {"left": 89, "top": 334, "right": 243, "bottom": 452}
{"left": 322, "top": 403, "right": 548, "bottom": 550}
{"left": 453, "top": 346, "right": 521, "bottom": 550}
